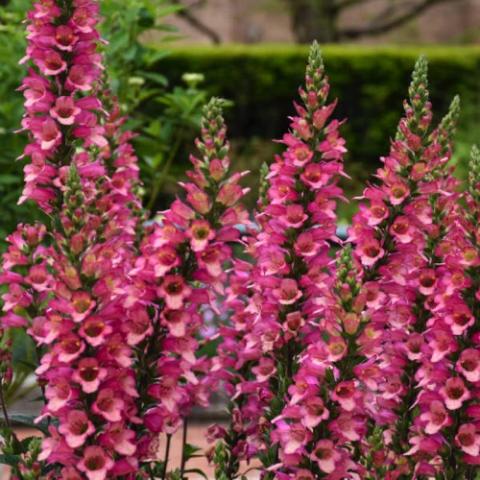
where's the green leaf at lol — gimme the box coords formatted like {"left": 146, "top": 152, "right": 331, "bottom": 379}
{"left": 185, "top": 468, "right": 209, "bottom": 480}
{"left": 183, "top": 442, "right": 202, "bottom": 461}
{"left": 7, "top": 414, "right": 50, "bottom": 435}
{"left": 156, "top": 4, "right": 184, "bottom": 17}
{"left": 139, "top": 71, "right": 168, "bottom": 86}
{"left": 0, "top": 454, "right": 21, "bottom": 466}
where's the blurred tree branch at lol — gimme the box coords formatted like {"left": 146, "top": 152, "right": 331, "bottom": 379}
{"left": 282, "top": 0, "right": 463, "bottom": 43}
{"left": 172, "top": 0, "right": 221, "bottom": 44}
{"left": 341, "top": 0, "right": 463, "bottom": 38}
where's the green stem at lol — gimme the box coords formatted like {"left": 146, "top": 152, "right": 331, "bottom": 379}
{"left": 146, "top": 130, "right": 184, "bottom": 213}
{"left": 161, "top": 433, "right": 172, "bottom": 480}
{"left": 0, "top": 379, "right": 10, "bottom": 428}
{"left": 180, "top": 417, "right": 189, "bottom": 479}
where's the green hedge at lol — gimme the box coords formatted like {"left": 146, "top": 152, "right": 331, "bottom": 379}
{"left": 149, "top": 45, "right": 480, "bottom": 171}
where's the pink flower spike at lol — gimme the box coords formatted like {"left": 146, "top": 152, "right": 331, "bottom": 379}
{"left": 188, "top": 220, "right": 215, "bottom": 252}
{"left": 79, "top": 316, "right": 112, "bottom": 347}
{"left": 56, "top": 333, "right": 85, "bottom": 363}
{"left": 100, "top": 424, "right": 137, "bottom": 456}
{"left": 252, "top": 357, "right": 276, "bottom": 382}
{"left": 367, "top": 201, "right": 389, "bottom": 226}
{"left": 274, "top": 420, "right": 310, "bottom": 455}
{"left": 417, "top": 268, "right": 437, "bottom": 296}
{"left": 390, "top": 215, "right": 414, "bottom": 243}
{"left": 357, "top": 238, "right": 384, "bottom": 267}
{"left": 429, "top": 328, "right": 457, "bottom": 363}
{"left": 78, "top": 446, "right": 114, "bottom": 480}
{"left": 445, "top": 305, "right": 475, "bottom": 336}
{"left": 54, "top": 25, "right": 78, "bottom": 51}
{"left": 58, "top": 410, "right": 95, "bottom": 448}
{"left": 45, "top": 376, "right": 76, "bottom": 412}
{"left": 332, "top": 381, "right": 357, "bottom": 412}
{"left": 300, "top": 163, "right": 328, "bottom": 189}
{"left": 38, "top": 50, "right": 67, "bottom": 76}
{"left": 71, "top": 291, "right": 96, "bottom": 322}
{"left": 388, "top": 181, "right": 410, "bottom": 205}
{"left": 162, "top": 309, "right": 189, "bottom": 338}
{"left": 419, "top": 400, "right": 450, "bottom": 435}
{"left": 280, "top": 204, "right": 308, "bottom": 229}
{"left": 153, "top": 245, "right": 180, "bottom": 277}
{"left": 302, "top": 397, "right": 329, "bottom": 429}
{"left": 66, "top": 65, "right": 93, "bottom": 91}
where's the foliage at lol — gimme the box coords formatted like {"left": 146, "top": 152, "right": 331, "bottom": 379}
{"left": 0, "top": 0, "right": 37, "bottom": 242}
{"left": 0, "top": 0, "right": 207, "bottom": 421}
{"left": 152, "top": 44, "right": 480, "bottom": 196}
{"left": 100, "top": 0, "right": 208, "bottom": 212}
{"left": 0, "top": 0, "right": 207, "bottom": 244}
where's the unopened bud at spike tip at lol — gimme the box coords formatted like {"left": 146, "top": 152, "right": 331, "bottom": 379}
{"left": 436, "top": 95, "right": 461, "bottom": 153}
{"left": 468, "top": 145, "right": 480, "bottom": 198}
{"left": 409, "top": 55, "right": 429, "bottom": 103}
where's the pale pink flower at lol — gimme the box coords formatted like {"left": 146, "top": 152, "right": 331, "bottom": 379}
{"left": 92, "top": 388, "right": 124, "bottom": 422}
{"left": 273, "top": 279, "right": 302, "bottom": 305}
{"left": 78, "top": 446, "right": 114, "bottom": 480}
{"left": 419, "top": 400, "right": 450, "bottom": 435}
{"left": 311, "top": 439, "right": 339, "bottom": 474}
{"left": 440, "top": 377, "right": 471, "bottom": 410}
{"left": 58, "top": 410, "right": 95, "bottom": 448}
{"left": 455, "top": 424, "right": 480, "bottom": 457}
{"left": 158, "top": 274, "right": 192, "bottom": 310}
{"left": 456, "top": 349, "right": 480, "bottom": 383}
{"left": 72, "top": 357, "right": 107, "bottom": 393}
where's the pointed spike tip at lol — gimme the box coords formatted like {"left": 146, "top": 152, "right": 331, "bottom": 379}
{"left": 308, "top": 41, "right": 324, "bottom": 71}
{"left": 409, "top": 55, "right": 429, "bottom": 101}
{"left": 203, "top": 97, "right": 228, "bottom": 117}
{"left": 441, "top": 95, "right": 461, "bottom": 126}
{"left": 437, "top": 95, "right": 461, "bottom": 149}
{"left": 468, "top": 145, "right": 480, "bottom": 194}
{"left": 413, "top": 55, "right": 428, "bottom": 80}
{"left": 67, "top": 163, "right": 80, "bottom": 185}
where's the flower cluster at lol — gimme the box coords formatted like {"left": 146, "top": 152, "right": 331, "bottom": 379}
{"left": 398, "top": 144, "right": 480, "bottom": 477}
{"left": 212, "top": 43, "right": 349, "bottom": 479}
{"left": 129, "top": 97, "right": 249, "bottom": 457}
{"left": 2, "top": 1, "right": 146, "bottom": 478}
{"left": 18, "top": 0, "right": 105, "bottom": 213}
{"left": 3, "top": 2, "right": 480, "bottom": 479}
{"left": 346, "top": 58, "right": 462, "bottom": 477}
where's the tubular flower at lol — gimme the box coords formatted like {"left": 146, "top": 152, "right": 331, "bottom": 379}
{"left": 272, "top": 245, "right": 369, "bottom": 479}
{"left": 404, "top": 144, "right": 480, "bottom": 477}
{"left": 0, "top": 0, "right": 148, "bottom": 477}
{"left": 129, "top": 98, "right": 249, "bottom": 454}
{"left": 348, "top": 57, "right": 462, "bottom": 476}
{"left": 240, "top": 43, "right": 347, "bottom": 478}
{"left": 18, "top": 0, "right": 105, "bottom": 213}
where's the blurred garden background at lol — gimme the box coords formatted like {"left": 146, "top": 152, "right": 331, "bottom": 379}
{"left": 0, "top": 0, "right": 479, "bottom": 245}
